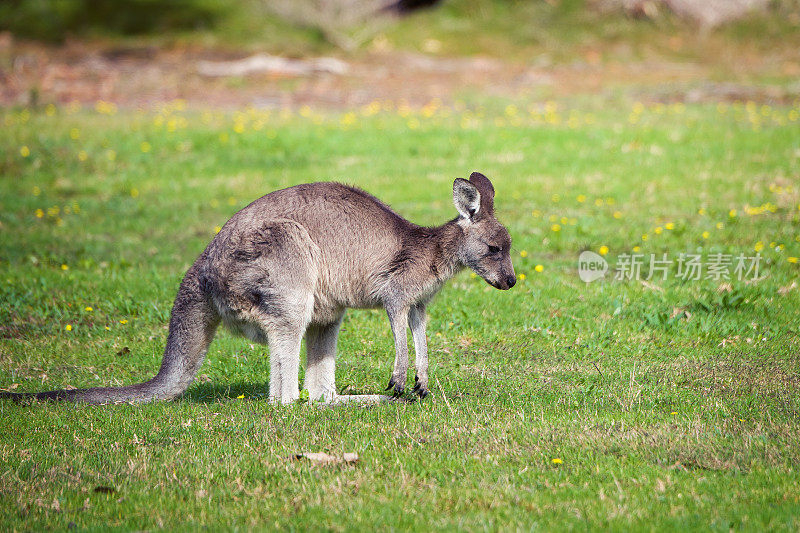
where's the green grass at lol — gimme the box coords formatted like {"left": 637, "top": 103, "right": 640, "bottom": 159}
{"left": 1, "top": 98, "right": 800, "bottom": 530}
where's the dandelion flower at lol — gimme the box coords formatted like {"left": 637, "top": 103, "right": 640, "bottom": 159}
{"left": 65, "top": 324, "right": 72, "bottom": 331}
{"left": 551, "top": 224, "right": 561, "bottom": 232}
{"left": 698, "top": 208, "right": 706, "bottom": 216}
{"left": 535, "top": 264, "right": 544, "bottom": 273}
{"left": 716, "top": 222, "right": 724, "bottom": 230}
{"left": 702, "top": 231, "right": 710, "bottom": 239}
{"left": 728, "top": 209, "right": 737, "bottom": 218}
{"left": 35, "top": 209, "right": 44, "bottom": 218}
{"left": 519, "top": 273, "right": 526, "bottom": 281}
{"left": 654, "top": 227, "right": 663, "bottom": 235}
{"left": 599, "top": 245, "right": 609, "bottom": 256}
{"left": 613, "top": 211, "right": 622, "bottom": 219}
{"left": 61, "top": 264, "right": 69, "bottom": 271}
{"left": 236, "top": 394, "right": 245, "bottom": 399}
{"left": 85, "top": 306, "right": 93, "bottom": 312}
{"left": 520, "top": 250, "right": 528, "bottom": 258}
{"left": 577, "top": 194, "right": 586, "bottom": 203}
{"left": 20, "top": 146, "right": 30, "bottom": 157}
{"left": 632, "top": 246, "right": 641, "bottom": 253}
{"left": 754, "top": 241, "right": 764, "bottom": 252}
{"left": 789, "top": 257, "right": 798, "bottom": 264}
{"left": 120, "top": 319, "right": 128, "bottom": 324}
{"left": 665, "top": 222, "right": 675, "bottom": 230}
{"left": 551, "top": 458, "right": 563, "bottom": 464}
{"left": 670, "top": 411, "right": 678, "bottom": 415}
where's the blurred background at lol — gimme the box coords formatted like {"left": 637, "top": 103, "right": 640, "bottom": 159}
{"left": 1, "top": 0, "right": 798, "bottom": 109}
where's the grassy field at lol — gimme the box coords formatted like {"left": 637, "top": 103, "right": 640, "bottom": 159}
{"left": 1, "top": 98, "right": 799, "bottom": 530}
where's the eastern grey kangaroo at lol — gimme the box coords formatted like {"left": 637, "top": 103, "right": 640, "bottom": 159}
{"left": 1, "top": 172, "right": 515, "bottom": 405}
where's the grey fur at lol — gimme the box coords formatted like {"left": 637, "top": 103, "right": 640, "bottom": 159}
{"left": 1, "top": 172, "right": 515, "bottom": 404}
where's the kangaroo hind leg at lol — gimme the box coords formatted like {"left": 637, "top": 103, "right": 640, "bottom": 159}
{"left": 304, "top": 315, "right": 344, "bottom": 403}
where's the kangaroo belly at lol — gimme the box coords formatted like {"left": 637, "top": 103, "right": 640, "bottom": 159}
{"left": 311, "top": 277, "right": 383, "bottom": 324}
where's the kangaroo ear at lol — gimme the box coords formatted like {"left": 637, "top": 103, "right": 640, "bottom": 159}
{"left": 469, "top": 172, "right": 495, "bottom": 215}
{"left": 453, "top": 178, "right": 481, "bottom": 220}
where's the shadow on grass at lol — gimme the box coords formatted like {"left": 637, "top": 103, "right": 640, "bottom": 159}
{"left": 183, "top": 381, "right": 270, "bottom": 403}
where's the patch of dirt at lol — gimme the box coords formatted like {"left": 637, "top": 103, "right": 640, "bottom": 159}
{"left": 2, "top": 36, "right": 798, "bottom": 110}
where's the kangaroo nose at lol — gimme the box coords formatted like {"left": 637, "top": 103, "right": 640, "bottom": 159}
{"left": 505, "top": 275, "right": 516, "bottom": 289}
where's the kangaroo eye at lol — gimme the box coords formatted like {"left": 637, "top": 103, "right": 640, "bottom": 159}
{"left": 488, "top": 245, "right": 501, "bottom": 254}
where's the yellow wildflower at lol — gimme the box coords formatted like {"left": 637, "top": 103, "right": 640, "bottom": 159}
{"left": 551, "top": 458, "right": 563, "bottom": 465}
{"left": 20, "top": 146, "right": 30, "bottom": 157}
{"left": 599, "top": 246, "right": 609, "bottom": 256}
{"left": 520, "top": 250, "right": 528, "bottom": 258}
{"left": 535, "top": 264, "right": 544, "bottom": 273}
{"left": 65, "top": 324, "right": 72, "bottom": 331}
{"left": 551, "top": 224, "right": 561, "bottom": 232}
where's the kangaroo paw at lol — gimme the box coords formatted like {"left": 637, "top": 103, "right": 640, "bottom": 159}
{"left": 385, "top": 376, "right": 405, "bottom": 397}
{"left": 412, "top": 375, "right": 429, "bottom": 399}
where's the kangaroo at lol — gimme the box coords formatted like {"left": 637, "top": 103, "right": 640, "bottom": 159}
{"left": 1, "top": 172, "right": 515, "bottom": 405}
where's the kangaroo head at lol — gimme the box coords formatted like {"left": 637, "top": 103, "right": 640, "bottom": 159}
{"left": 452, "top": 172, "right": 516, "bottom": 290}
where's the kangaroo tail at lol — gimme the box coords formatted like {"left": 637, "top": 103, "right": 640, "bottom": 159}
{"left": 0, "top": 268, "right": 219, "bottom": 404}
